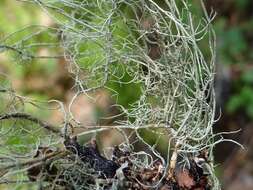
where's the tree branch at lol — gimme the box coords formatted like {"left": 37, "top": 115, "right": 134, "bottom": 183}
{"left": 0, "top": 113, "right": 61, "bottom": 135}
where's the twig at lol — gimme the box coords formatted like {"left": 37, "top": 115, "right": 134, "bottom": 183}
{"left": 0, "top": 113, "right": 61, "bottom": 135}
{"left": 72, "top": 124, "right": 175, "bottom": 137}
{"left": 0, "top": 150, "right": 68, "bottom": 178}
{"left": 0, "top": 89, "right": 8, "bottom": 93}
{"left": 0, "top": 45, "right": 63, "bottom": 59}
{"left": 167, "top": 141, "right": 180, "bottom": 180}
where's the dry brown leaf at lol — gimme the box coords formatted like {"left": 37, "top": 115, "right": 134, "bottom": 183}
{"left": 176, "top": 169, "right": 195, "bottom": 189}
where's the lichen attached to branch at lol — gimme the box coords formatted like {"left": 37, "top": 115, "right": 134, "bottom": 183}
{"left": 0, "top": 0, "right": 220, "bottom": 189}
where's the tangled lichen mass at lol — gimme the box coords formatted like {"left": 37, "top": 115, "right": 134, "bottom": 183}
{"left": 0, "top": 0, "right": 220, "bottom": 189}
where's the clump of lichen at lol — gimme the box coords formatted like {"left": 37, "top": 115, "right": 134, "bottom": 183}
{"left": 0, "top": 0, "right": 220, "bottom": 189}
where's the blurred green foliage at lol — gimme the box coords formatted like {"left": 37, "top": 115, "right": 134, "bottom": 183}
{"left": 0, "top": 1, "right": 58, "bottom": 97}
{"left": 227, "top": 69, "right": 253, "bottom": 118}
{"left": 211, "top": 0, "right": 253, "bottom": 118}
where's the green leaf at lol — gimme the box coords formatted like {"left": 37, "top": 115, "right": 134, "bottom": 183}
{"left": 241, "top": 69, "right": 253, "bottom": 83}
{"left": 226, "top": 95, "right": 242, "bottom": 113}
